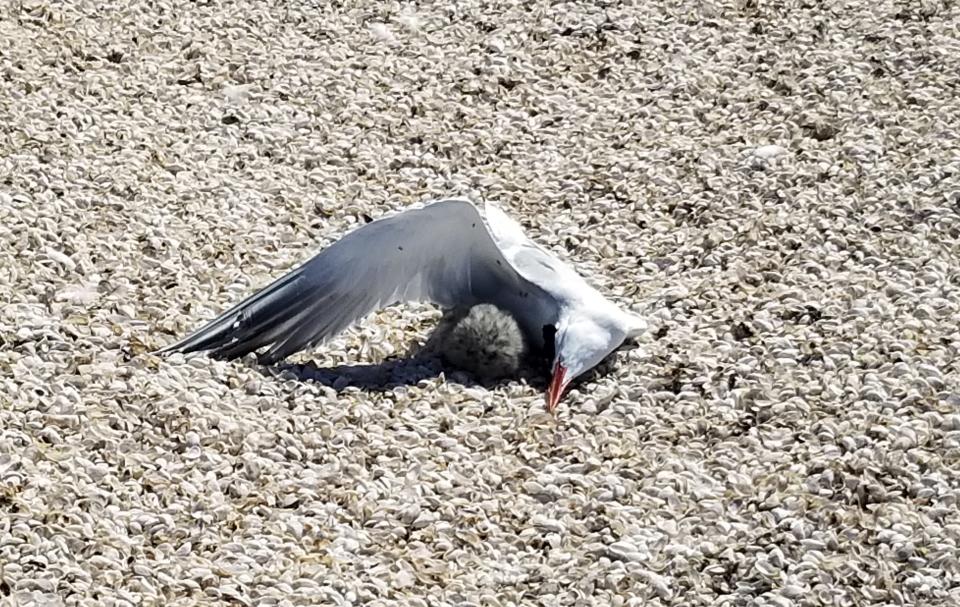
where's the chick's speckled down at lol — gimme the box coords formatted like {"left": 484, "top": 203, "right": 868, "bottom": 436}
{"left": 428, "top": 304, "right": 528, "bottom": 380}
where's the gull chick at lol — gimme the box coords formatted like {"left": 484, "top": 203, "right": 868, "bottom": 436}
{"left": 427, "top": 304, "right": 528, "bottom": 381}
{"left": 157, "top": 198, "right": 647, "bottom": 411}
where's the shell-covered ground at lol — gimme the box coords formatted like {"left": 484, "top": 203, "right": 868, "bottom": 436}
{"left": 2, "top": 0, "right": 960, "bottom": 605}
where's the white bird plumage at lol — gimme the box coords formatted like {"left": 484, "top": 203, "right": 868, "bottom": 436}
{"left": 158, "top": 198, "right": 646, "bottom": 410}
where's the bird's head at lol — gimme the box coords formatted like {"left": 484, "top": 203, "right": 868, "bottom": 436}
{"left": 546, "top": 314, "right": 629, "bottom": 412}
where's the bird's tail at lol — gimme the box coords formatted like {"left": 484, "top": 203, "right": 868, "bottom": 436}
{"left": 625, "top": 312, "right": 648, "bottom": 339}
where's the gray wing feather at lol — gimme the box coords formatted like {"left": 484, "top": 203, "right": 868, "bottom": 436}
{"left": 157, "top": 199, "right": 532, "bottom": 364}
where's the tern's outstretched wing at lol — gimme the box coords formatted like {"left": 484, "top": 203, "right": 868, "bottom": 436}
{"left": 484, "top": 201, "right": 587, "bottom": 299}
{"left": 157, "top": 199, "right": 541, "bottom": 364}
{"left": 483, "top": 201, "right": 647, "bottom": 338}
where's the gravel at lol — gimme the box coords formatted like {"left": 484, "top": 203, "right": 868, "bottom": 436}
{"left": 2, "top": 0, "right": 960, "bottom": 605}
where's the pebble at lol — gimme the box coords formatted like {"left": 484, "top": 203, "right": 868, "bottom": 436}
{"left": 752, "top": 144, "right": 789, "bottom": 159}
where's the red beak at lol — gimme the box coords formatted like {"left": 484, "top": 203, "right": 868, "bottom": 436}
{"left": 546, "top": 363, "right": 568, "bottom": 413}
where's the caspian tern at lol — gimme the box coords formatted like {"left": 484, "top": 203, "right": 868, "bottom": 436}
{"left": 157, "top": 198, "right": 647, "bottom": 411}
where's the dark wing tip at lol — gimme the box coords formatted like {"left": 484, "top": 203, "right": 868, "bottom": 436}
{"left": 153, "top": 271, "right": 309, "bottom": 363}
